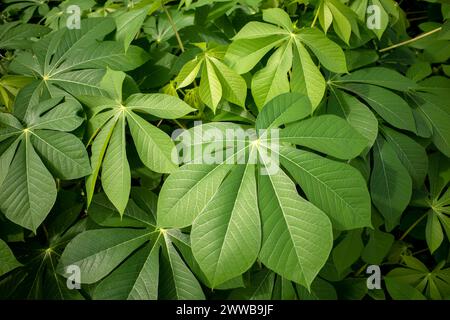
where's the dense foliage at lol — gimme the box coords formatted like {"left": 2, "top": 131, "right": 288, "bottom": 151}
{"left": 0, "top": 0, "right": 449, "bottom": 300}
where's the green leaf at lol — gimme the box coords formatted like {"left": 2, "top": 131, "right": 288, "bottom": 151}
{"left": 228, "top": 269, "right": 275, "bottom": 300}
{"left": 258, "top": 169, "right": 333, "bottom": 289}
{"left": 280, "top": 115, "right": 367, "bottom": 160}
{"left": 327, "top": 0, "right": 352, "bottom": 44}
{"left": 255, "top": 93, "right": 312, "bottom": 130}
{"left": 191, "top": 164, "right": 260, "bottom": 287}
{"left": 102, "top": 116, "right": 130, "bottom": 215}
{"left": 251, "top": 42, "right": 292, "bottom": 109}
{"left": 160, "top": 232, "right": 206, "bottom": 299}
{"left": 407, "top": 62, "right": 432, "bottom": 82}
{"left": 291, "top": 39, "right": 326, "bottom": 109}
{"left": 336, "top": 67, "right": 418, "bottom": 91}
{"left": 369, "top": 0, "right": 389, "bottom": 39}
{"left": 115, "top": 7, "right": 150, "bottom": 50}
{"left": 86, "top": 117, "right": 116, "bottom": 207}
{"left": 175, "top": 59, "right": 202, "bottom": 88}
{"left": 328, "top": 88, "right": 378, "bottom": 149}
{"left": 370, "top": 137, "right": 412, "bottom": 231}
{"left": 225, "top": 34, "right": 287, "bottom": 74}
{"left": 29, "top": 99, "right": 84, "bottom": 132}
{"left": 362, "top": 229, "right": 395, "bottom": 265}
{"left": 342, "top": 83, "right": 416, "bottom": 133}
{"left": 56, "top": 42, "right": 150, "bottom": 73}
{"left": 385, "top": 277, "right": 427, "bottom": 300}
{"left": 428, "top": 152, "right": 450, "bottom": 200}
{"left": 262, "top": 8, "right": 293, "bottom": 31}
{"left": 0, "top": 137, "right": 57, "bottom": 232}
{"left": 381, "top": 126, "right": 428, "bottom": 187}
{"left": 0, "top": 139, "right": 20, "bottom": 187}
{"left": 332, "top": 230, "right": 364, "bottom": 276}
{"left": 426, "top": 211, "right": 444, "bottom": 254}
{"left": 296, "top": 277, "right": 337, "bottom": 300}
{"left": 296, "top": 28, "right": 347, "bottom": 73}
{"left": 0, "top": 239, "right": 22, "bottom": 277}
{"left": 30, "top": 130, "right": 91, "bottom": 180}
{"left": 57, "top": 228, "right": 150, "bottom": 284}
{"left": 416, "top": 93, "right": 450, "bottom": 157}
{"left": 125, "top": 93, "right": 195, "bottom": 119}
{"left": 280, "top": 146, "right": 371, "bottom": 230}
{"left": 199, "top": 58, "right": 222, "bottom": 112}
{"left": 210, "top": 57, "right": 247, "bottom": 107}
{"left": 93, "top": 243, "right": 159, "bottom": 300}
{"left": 0, "top": 22, "right": 50, "bottom": 49}
{"left": 273, "top": 276, "right": 297, "bottom": 300}
{"left": 319, "top": 2, "right": 333, "bottom": 33}
{"left": 127, "top": 111, "right": 178, "bottom": 174}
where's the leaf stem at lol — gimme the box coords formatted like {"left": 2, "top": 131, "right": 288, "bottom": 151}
{"left": 310, "top": 7, "right": 320, "bottom": 28}
{"left": 172, "top": 119, "right": 186, "bottom": 129}
{"left": 399, "top": 212, "right": 427, "bottom": 241}
{"left": 379, "top": 27, "right": 442, "bottom": 53}
{"left": 354, "top": 263, "right": 368, "bottom": 277}
{"left": 162, "top": 2, "right": 185, "bottom": 52}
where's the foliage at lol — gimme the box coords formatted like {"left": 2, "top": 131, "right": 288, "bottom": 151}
{"left": 0, "top": 0, "right": 449, "bottom": 300}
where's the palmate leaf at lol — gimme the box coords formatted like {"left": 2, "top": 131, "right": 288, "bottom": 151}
{"left": 0, "top": 192, "right": 86, "bottom": 299}
{"left": 0, "top": 97, "right": 90, "bottom": 231}
{"left": 81, "top": 69, "right": 194, "bottom": 214}
{"left": 225, "top": 8, "right": 347, "bottom": 110}
{"left": 157, "top": 93, "right": 370, "bottom": 289}
{"left": 9, "top": 18, "right": 150, "bottom": 104}
{"left": 143, "top": 7, "right": 194, "bottom": 44}
{"left": 386, "top": 256, "right": 450, "bottom": 300}
{"left": 57, "top": 190, "right": 205, "bottom": 300}
{"left": 410, "top": 153, "right": 450, "bottom": 254}
{"left": 175, "top": 44, "right": 247, "bottom": 112}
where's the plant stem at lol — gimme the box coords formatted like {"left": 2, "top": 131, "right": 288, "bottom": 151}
{"left": 162, "top": 2, "right": 185, "bottom": 52}
{"left": 379, "top": 27, "right": 442, "bottom": 53}
{"left": 311, "top": 8, "right": 320, "bottom": 28}
{"left": 354, "top": 263, "right": 368, "bottom": 277}
{"left": 412, "top": 248, "right": 429, "bottom": 256}
{"left": 399, "top": 213, "right": 427, "bottom": 241}
{"left": 172, "top": 119, "right": 186, "bottom": 129}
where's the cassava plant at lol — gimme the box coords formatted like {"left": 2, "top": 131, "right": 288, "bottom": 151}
{"left": 0, "top": 0, "right": 449, "bottom": 301}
